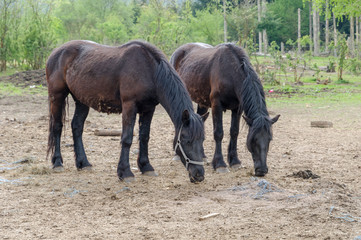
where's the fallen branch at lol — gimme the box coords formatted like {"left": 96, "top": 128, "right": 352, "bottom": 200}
{"left": 94, "top": 129, "right": 122, "bottom": 136}
{"left": 199, "top": 213, "right": 220, "bottom": 221}
{"left": 311, "top": 121, "right": 333, "bottom": 128}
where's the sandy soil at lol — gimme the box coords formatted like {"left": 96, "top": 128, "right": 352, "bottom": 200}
{"left": 1, "top": 80, "right": 361, "bottom": 239}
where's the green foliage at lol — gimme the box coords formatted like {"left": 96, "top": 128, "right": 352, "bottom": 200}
{"left": 227, "top": 1, "right": 257, "bottom": 47}
{"left": 21, "top": 0, "right": 55, "bottom": 70}
{"left": 337, "top": 36, "right": 348, "bottom": 81}
{"left": 1, "top": 0, "right": 361, "bottom": 73}
{"left": 262, "top": 0, "right": 309, "bottom": 46}
{"left": 188, "top": 5, "right": 224, "bottom": 46}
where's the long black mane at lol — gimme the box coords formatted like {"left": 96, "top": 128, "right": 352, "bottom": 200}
{"left": 128, "top": 42, "right": 204, "bottom": 144}
{"left": 226, "top": 44, "right": 272, "bottom": 139}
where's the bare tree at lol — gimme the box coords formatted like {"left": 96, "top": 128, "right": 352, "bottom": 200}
{"left": 309, "top": 0, "right": 313, "bottom": 53}
{"left": 350, "top": 16, "right": 354, "bottom": 56}
{"left": 0, "top": 0, "right": 16, "bottom": 71}
{"left": 258, "top": 0, "right": 262, "bottom": 53}
{"left": 333, "top": 12, "right": 337, "bottom": 57}
{"left": 262, "top": 0, "right": 267, "bottom": 53}
{"left": 325, "top": 0, "right": 329, "bottom": 53}
{"left": 356, "top": 17, "right": 359, "bottom": 46}
{"left": 298, "top": 8, "right": 301, "bottom": 55}
{"left": 313, "top": 4, "right": 320, "bottom": 56}
{"left": 223, "top": 0, "right": 227, "bottom": 43}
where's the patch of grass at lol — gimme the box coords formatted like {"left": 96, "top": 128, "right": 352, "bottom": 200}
{"left": 0, "top": 82, "right": 47, "bottom": 96}
{"left": 266, "top": 84, "right": 361, "bottom": 109}
{"left": 0, "top": 68, "right": 18, "bottom": 78}
{"left": 0, "top": 82, "right": 26, "bottom": 95}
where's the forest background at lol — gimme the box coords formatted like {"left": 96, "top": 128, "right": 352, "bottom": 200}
{"left": 1, "top": 0, "right": 361, "bottom": 84}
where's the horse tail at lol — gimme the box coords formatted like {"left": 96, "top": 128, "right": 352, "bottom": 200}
{"left": 225, "top": 44, "right": 266, "bottom": 117}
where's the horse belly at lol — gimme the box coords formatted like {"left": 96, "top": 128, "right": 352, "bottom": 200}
{"left": 68, "top": 82, "right": 123, "bottom": 114}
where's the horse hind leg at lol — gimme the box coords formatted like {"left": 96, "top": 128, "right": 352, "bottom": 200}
{"left": 48, "top": 92, "right": 69, "bottom": 172}
{"left": 228, "top": 109, "right": 241, "bottom": 169}
{"left": 71, "top": 99, "right": 91, "bottom": 170}
{"left": 137, "top": 107, "right": 157, "bottom": 176}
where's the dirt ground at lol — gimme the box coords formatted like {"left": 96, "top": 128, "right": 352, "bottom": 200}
{"left": 0, "top": 72, "right": 361, "bottom": 239}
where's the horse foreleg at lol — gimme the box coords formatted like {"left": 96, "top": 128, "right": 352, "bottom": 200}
{"left": 197, "top": 105, "right": 209, "bottom": 161}
{"left": 71, "top": 100, "right": 91, "bottom": 170}
{"left": 117, "top": 101, "right": 137, "bottom": 182}
{"left": 196, "top": 105, "right": 208, "bottom": 116}
{"left": 228, "top": 109, "right": 241, "bottom": 169}
{"left": 211, "top": 102, "right": 228, "bottom": 172}
{"left": 137, "top": 107, "right": 157, "bottom": 176}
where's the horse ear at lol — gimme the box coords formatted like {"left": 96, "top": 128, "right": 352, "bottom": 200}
{"left": 201, "top": 112, "right": 209, "bottom": 122}
{"left": 271, "top": 114, "right": 280, "bottom": 124}
{"left": 182, "top": 110, "right": 190, "bottom": 126}
{"left": 243, "top": 115, "right": 252, "bottom": 126}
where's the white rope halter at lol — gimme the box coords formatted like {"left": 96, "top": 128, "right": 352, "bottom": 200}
{"left": 174, "top": 124, "right": 204, "bottom": 170}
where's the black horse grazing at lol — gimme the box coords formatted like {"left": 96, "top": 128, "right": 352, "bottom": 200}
{"left": 171, "top": 43, "right": 279, "bottom": 176}
{"left": 46, "top": 40, "right": 208, "bottom": 183}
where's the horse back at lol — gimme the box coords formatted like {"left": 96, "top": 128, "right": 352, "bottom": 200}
{"left": 46, "top": 40, "right": 160, "bottom": 113}
{"left": 172, "top": 43, "right": 246, "bottom": 110}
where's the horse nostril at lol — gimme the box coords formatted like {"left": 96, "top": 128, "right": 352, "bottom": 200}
{"left": 197, "top": 175, "right": 204, "bottom": 182}
{"left": 255, "top": 168, "right": 268, "bottom": 177}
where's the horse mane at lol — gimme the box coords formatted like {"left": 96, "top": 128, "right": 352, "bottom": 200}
{"left": 224, "top": 43, "right": 272, "bottom": 138}
{"left": 127, "top": 41, "right": 204, "bottom": 141}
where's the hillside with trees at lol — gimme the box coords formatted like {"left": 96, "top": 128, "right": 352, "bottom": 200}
{"left": 1, "top": 0, "right": 360, "bottom": 80}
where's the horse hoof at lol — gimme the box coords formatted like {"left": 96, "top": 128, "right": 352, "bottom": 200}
{"left": 216, "top": 167, "right": 230, "bottom": 173}
{"left": 79, "top": 166, "right": 93, "bottom": 171}
{"left": 172, "top": 155, "right": 181, "bottom": 161}
{"left": 231, "top": 164, "right": 241, "bottom": 169}
{"left": 143, "top": 171, "right": 158, "bottom": 177}
{"left": 52, "top": 166, "right": 64, "bottom": 173}
{"left": 122, "top": 177, "right": 136, "bottom": 183}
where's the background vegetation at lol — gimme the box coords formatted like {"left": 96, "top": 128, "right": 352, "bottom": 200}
{"left": 0, "top": 0, "right": 360, "bottom": 86}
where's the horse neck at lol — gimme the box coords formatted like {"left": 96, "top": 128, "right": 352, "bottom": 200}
{"left": 160, "top": 100, "right": 193, "bottom": 129}
{"left": 154, "top": 59, "right": 195, "bottom": 129}
{"left": 241, "top": 66, "right": 269, "bottom": 121}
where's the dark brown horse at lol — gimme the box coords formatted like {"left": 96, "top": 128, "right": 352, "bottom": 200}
{"left": 171, "top": 43, "right": 279, "bottom": 176}
{"left": 46, "top": 40, "right": 208, "bottom": 183}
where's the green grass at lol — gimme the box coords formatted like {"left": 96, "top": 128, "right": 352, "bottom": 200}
{"left": 0, "top": 68, "right": 18, "bottom": 78}
{"left": 265, "top": 81, "right": 361, "bottom": 109}
{"left": 0, "top": 82, "right": 47, "bottom": 96}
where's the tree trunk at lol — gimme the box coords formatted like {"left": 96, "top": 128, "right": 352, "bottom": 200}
{"left": 262, "top": 0, "right": 267, "bottom": 53}
{"left": 0, "top": 0, "right": 10, "bottom": 71}
{"left": 258, "top": 0, "right": 262, "bottom": 53}
{"left": 350, "top": 16, "right": 354, "bottom": 57}
{"left": 325, "top": 0, "right": 329, "bottom": 53}
{"left": 298, "top": 8, "right": 301, "bottom": 55}
{"left": 333, "top": 12, "right": 337, "bottom": 57}
{"left": 223, "top": 0, "right": 227, "bottom": 43}
{"left": 263, "top": 29, "right": 268, "bottom": 54}
{"left": 309, "top": 0, "right": 313, "bottom": 52}
{"left": 313, "top": 5, "right": 319, "bottom": 56}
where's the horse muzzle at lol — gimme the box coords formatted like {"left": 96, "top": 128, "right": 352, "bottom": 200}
{"left": 255, "top": 167, "right": 268, "bottom": 177}
{"left": 188, "top": 166, "right": 205, "bottom": 183}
